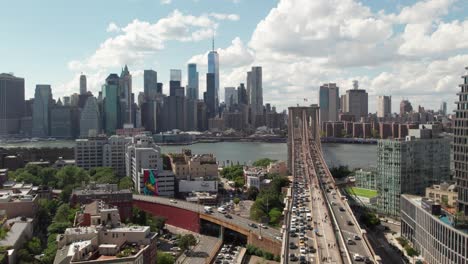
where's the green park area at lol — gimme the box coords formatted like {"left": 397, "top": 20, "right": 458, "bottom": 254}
{"left": 347, "top": 187, "right": 377, "bottom": 198}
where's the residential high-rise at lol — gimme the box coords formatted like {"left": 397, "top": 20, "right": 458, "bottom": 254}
{"left": 0, "top": 73, "right": 24, "bottom": 135}
{"left": 376, "top": 126, "right": 451, "bottom": 217}
{"left": 377, "top": 95, "right": 391, "bottom": 118}
{"left": 156, "top": 83, "right": 163, "bottom": 94}
{"left": 205, "top": 73, "right": 216, "bottom": 118}
{"left": 32, "top": 84, "right": 52, "bottom": 137}
{"left": 400, "top": 194, "right": 468, "bottom": 264}
{"left": 125, "top": 135, "right": 163, "bottom": 193}
{"left": 79, "top": 74, "right": 87, "bottom": 95}
{"left": 187, "top": 63, "right": 199, "bottom": 100}
{"left": 224, "top": 87, "right": 237, "bottom": 108}
{"left": 80, "top": 96, "right": 101, "bottom": 137}
{"left": 75, "top": 136, "right": 131, "bottom": 176}
{"left": 454, "top": 66, "right": 468, "bottom": 217}
{"left": 343, "top": 81, "right": 368, "bottom": 121}
{"left": 319, "top": 83, "right": 339, "bottom": 123}
{"left": 143, "top": 70, "right": 157, "bottom": 99}
{"left": 119, "top": 65, "right": 133, "bottom": 125}
{"left": 102, "top": 74, "right": 120, "bottom": 134}
{"left": 208, "top": 42, "right": 219, "bottom": 114}
{"left": 400, "top": 99, "right": 413, "bottom": 115}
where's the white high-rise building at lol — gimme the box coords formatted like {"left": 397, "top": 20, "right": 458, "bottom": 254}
{"left": 377, "top": 95, "right": 391, "bottom": 118}
{"left": 319, "top": 83, "right": 339, "bottom": 123}
{"left": 125, "top": 135, "right": 163, "bottom": 193}
{"left": 75, "top": 135, "right": 131, "bottom": 176}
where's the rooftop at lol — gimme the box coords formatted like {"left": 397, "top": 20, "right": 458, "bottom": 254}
{"left": 404, "top": 194, "right": 468, "bottom": 235}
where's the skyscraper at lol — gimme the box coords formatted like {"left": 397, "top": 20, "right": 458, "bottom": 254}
{"left": 187, "top": 63, "right": 199, "bottom": 100}
{"left": 169, "top": 69, "right": 184, "bottom": 97}
{"left": 454, "top": 67, "right": 468, "bottom": 217}
{"left": 32, "top": 84, "right": 52, "bottom": 137}
{"left": 440, "top": 101, "right": 447, "bottom": 116}
{"left": 208, "top": 41, "right": 219, "bottom": 114}
{"left": 119, "top": 65, "right": 133, "bottom": 125}
{"left": 102, "top": 74, "right": 120, "bottom": 134}
{"left": 377, "top": 95, "right": 391, "bottom": 118}
{"left": 224, "top": 87, "right": 237, "bottom": 108}
{"left": 144, "top": 70, "right": 157, "bottom": 99}
{"left": 343, "top": 81, "right": 368, "bottom": 121}
{"left": 80, "top": 74, "right": 87, "bottom": 95}
{"left": 0, "top": 73, "right": 24, "bottom": 135}
{"left": 400, "top": 99, "right": 413, "bottom": 115}
{"left": 205, "top": 73, "right": 216, "bottom": 118}
{"left": 247, "top": 67, "right": 263, "bottom": 127}
{"left": 237, "top": 83, "right": 248, "bottom": 105}
{"left": 80, "top": 96, "right": 101, "bottom": 137}
{"left": 318, "top": 83, "right": 339, "bottom": 123}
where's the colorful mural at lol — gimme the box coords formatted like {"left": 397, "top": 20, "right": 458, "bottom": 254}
{"left": 143, "top": 170, "right": 158, "bottom": 196}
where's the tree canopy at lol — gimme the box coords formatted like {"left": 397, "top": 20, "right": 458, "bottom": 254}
{"left": 252, "top": 158, "right": 276, "bottom": 167}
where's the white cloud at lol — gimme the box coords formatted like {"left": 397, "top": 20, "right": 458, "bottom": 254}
{"left": 69, "top": 10, "right": 224, "bottom": 72}
{"left": 399, "top": 20, "right": 468, "bottom": 56}
{"left": 209, "top": 13, "right": 240, "bottom": 21}
{"left": 188, "top": 37, "right": 254, "bottom": 68}
{"left": 106, "top": 22, "right": 121, "bottom": 33}
{"left": 160, "top": 0, "right": 172, "bottom": 5}
{"left": 385, "top": 0, "right": 456, "bottom": 24}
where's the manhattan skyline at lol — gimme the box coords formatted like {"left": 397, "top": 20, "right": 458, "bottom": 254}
{"left": 1, "top": 0, "right": 468, "bottom": 112}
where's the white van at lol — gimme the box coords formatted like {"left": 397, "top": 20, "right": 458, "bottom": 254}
{"left": 217, "top": 207, "right": 226, "bottom": 214}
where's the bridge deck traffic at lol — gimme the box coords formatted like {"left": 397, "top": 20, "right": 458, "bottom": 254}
{"left": 284, "top": 106, "right": 377, "bottom": 264}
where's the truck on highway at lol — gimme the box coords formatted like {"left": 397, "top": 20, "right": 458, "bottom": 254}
{"left": 306, "top": 213, "right": 312, "bottom": 221}
{"left": 217, "top": 207, "right": 226, "bottom": 214}
{"left": 204, "top": 206, "right": 213, "bottom": 213}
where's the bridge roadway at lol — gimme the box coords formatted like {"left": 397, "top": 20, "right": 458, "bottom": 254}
{"left": 133, "top": 194, "right": 282, "bottom": 242}
{"left": 284, "top": 106, "right": 377, "bottom": 264}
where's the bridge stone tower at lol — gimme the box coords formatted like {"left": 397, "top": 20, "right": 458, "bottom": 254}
{"left": 287, "top": 105, "right": 320, "bottom": 171}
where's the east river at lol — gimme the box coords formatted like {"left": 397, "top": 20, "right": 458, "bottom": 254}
{"left": 1, "top": 141, "right": 377, "bottom": 169}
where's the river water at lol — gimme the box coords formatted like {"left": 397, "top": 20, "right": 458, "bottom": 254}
{"left": 0, "top": 141, "right": 377, "bottom": 169}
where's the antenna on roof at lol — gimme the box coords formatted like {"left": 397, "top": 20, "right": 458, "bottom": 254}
{"left": 212, "top": 32, "right": 215, "bottom": 51}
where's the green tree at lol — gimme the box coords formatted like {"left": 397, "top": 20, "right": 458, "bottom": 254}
{"left": 55, "top": 166, "right": 89, "bottom": 189}
{"left": 246, "top": 186, "right": 259, "bottom": 200}
{"left": 221, "top": 165, "right": 244, "bottom": 180}
{"left": 156, "top": 251, "right": 175, "bottom": 264}
{"left": 268, "top": 208, "right": 282, "bottom": 225}
{"left": 119, "top": 176, "right": 134, "bottom": 190}
{"left": 151, "top": 216, "right": 167, "bottom": 232}
{"left": 38, "top": 167, "right": 58, "bottom": 186}
{"left": 26, "top": 237, "right": 42, "bottom": 255}
{"left": 54, "top": 204, "right": 71, "bottom": 223}
{"left": 178, "top": 234, "right": 197, "bottom": 252}
{"left": 41, "top": 234, "right": 58, "bottom": 264}
{"left": 252, "top": 158, "right": 276, "bottom": 167}
{"left": 90, "top": 167, "right": 118, "bottom": 184}
{"left": 17, "top": 248, "right": 33, "bottom": 263}
{"left": 132, "top": 207, "right": 148, "bottom": 225}
{"left": 14, "top": 171, "right": 41, "bottom": 186}
{"left": 233, "top": 197, "right": 240, "bottom": 204}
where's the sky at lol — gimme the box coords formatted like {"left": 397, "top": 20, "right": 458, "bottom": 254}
{"left": 1, "top": 0, "right": 468, "bottom": 113}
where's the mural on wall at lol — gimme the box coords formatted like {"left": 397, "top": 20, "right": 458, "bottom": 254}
{"left": 143, "top": 170, "right": 158, "bottom": 196}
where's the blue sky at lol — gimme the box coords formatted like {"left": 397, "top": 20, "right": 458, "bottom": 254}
{"left": 0, "top": 0, "right": 275, "bottom": 98}
{"left": 1, "top": 0, "right": 468, "bottom": 112}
